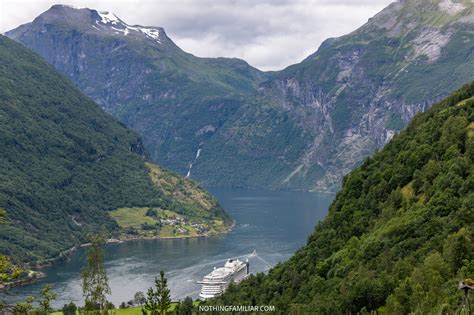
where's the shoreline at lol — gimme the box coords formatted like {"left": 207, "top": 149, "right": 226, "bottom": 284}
{"left": 206, "top": 185, "right": 338, "bottom": 195}
{"left": 8, "top": 220, "right": 235, "bottom": 290}
{"left": 81, "top": 219, "right": 235, "bottom": 247}
{"left": 108, "top": 219, "right": 236, "bottom": 244}
{"left": 0, "top": 271, "right": 46, "bottom": 291}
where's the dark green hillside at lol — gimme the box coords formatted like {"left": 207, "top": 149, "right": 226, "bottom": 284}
{"left": 0, "top": 35, "right": 230, "bottom": 264}
{"left": 212, "top": 82, "right": 474, "bottom": 313}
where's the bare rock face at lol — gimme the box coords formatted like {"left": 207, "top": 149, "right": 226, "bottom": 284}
{"left": 225, "top": 0, "right": 474, "bottom": 191}
{"left": 411, "top": 28, "right": 453, "bottom": 63}
{"left": 7, "top": 0, "right": 474, "bottom": 191}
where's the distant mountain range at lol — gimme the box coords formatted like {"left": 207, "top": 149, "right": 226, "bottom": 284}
{"left": 7, "top": 0, "right": 474, "bottom": 191}
{"left": 0, "top": 35, "right": 230, "bottom": 264}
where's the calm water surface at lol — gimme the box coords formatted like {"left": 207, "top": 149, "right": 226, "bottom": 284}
{"left": 5, "top": 188, "right": 333, "bottom": 307}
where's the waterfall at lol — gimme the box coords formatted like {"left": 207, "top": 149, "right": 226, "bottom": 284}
{"left": 185, "top": 148, "right": 202, "bottom": 178}
{"left": 186, "top": 166, "right": 192, "bottom": 178}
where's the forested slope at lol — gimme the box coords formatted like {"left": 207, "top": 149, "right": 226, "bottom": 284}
{"left": 213, "top": 82, "right": 474, "bottom": 313}
{"left": 0, "top": 36, "right": 230, "bottom": 264}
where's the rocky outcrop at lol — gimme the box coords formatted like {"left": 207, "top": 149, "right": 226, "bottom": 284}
{"left": 230, "top": 0, "right": 474, "bottom": 191}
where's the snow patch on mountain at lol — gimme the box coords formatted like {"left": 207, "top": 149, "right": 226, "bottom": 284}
{"left": 139, "top": 27, "right": 160, "bottom": 41}
{"left": 94, "top": 11, "right": 161, "bottom": 43}
{"left": 98, "top": 11, "right": 120, "bottom": 25}
{"left": 125, "top": 25, "right": 162, "bottom": 43}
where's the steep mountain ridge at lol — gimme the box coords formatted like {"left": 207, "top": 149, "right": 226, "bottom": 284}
{"left": 211, "top": 0, "right": 474, "bottom": 191}
{"left": 7, "top": 0, "right": 474, "bottom": 191}
{"left": 0, "top": 35, "right": 230, "bottom": 264}
{"left": 212, "top": 81, "right": 474, "bottom": 314}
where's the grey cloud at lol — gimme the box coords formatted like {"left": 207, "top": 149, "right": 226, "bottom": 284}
{"left": 0, "top": 0, "right": 394, "bottom": 70}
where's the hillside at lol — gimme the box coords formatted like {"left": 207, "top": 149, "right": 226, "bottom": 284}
{"left": 0, "top": 35, "right": 231, "bottom": 265}
{"left": 6, "top": 1, "right": 474, "bottom": 191}
{"left": 211, "top": 82, "right": 474, "bottom": 313}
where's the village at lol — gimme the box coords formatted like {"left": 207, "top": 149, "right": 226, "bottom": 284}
{"left": 158, "top": 215, "right": 208, "bottom": 236}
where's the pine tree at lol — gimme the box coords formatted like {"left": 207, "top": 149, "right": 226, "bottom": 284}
{"left": 156, "top": 271, "right": 171, "bottom": 315}
{"left": 144, "top": 271, "right": 171, "bottom": 315}
{"left": 81, "top": 234, "right": 111, "bottom": 311}
{"left": 144, "top": 286, "right": 159, "bottom": 315}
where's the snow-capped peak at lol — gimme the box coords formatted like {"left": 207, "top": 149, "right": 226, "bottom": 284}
{"left": 94, "top": 11, "right": 162, "bottom": 44}
{"left": 97, "top": 11, "right": 120, "bottom": 25}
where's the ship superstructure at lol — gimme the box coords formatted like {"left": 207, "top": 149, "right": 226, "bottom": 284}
{"left": 198, "top": 258, "right": 249, "bottom": 299}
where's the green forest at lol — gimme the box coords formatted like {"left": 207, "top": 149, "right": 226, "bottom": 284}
{"left": 0, "top": 35, "right": 230, "bottom": 266}
{"left": 211, "top": 82, "right": 474, "bottom": 313}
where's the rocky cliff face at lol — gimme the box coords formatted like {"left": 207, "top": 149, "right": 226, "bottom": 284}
{"left": 7, "top": 0, "right": 474, "bottom": 191}
{"left": 207, "top": 0, "right": 474, "bottom": 191}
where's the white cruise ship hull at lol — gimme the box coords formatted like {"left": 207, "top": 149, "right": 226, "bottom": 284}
{"left": 198, "top": 259, "right": 249, "bottom": 299}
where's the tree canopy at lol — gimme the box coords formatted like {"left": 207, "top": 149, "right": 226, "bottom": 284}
{"left": 212, "top": 82, "right": 474, "bottom": 313}
{"left": 0, "top": 35, "right": 230, "bottom": 264}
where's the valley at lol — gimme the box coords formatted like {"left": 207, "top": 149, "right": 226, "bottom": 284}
{"left": 4, "top": 188, "right": 333, "bottom": 307}
{"left": 0, "top": 0, "right": 472, "bottom": 313}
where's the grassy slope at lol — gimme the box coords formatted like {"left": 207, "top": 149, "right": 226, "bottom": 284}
{"left": 212, "top": 83, "right": 474, "bottom": 313}
{"left": 109, "top": 206, "right": 227, "bottom": 238}
{"left": 0, "top": 35, "right": 230, "bottom": 265}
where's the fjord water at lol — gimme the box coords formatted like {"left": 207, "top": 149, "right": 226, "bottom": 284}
{"left": 5, "top": 188, "right": 333, "bottom": 307}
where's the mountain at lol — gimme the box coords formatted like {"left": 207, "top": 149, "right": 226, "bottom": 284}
{"left": 210, "top": 82, "right": 474, "bottom": 313}
{"left": 6, "top": 1, "right": 474, "bottom": 191}
{"left": 0, "top": 35, "right": 231, "bottom": 265}
{"left": 241, "top": 0, "right": 474, "bottom": 191}
{"left": 5, "top": 4, "right": 268, "bottom": 184}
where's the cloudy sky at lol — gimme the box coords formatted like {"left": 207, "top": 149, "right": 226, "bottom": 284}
{"left": 0, "top": 0, "right": 394, "bottom": 70}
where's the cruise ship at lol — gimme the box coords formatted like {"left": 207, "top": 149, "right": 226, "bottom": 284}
{"left": 198, "top": 258, "right": 249, "bottom": 299}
